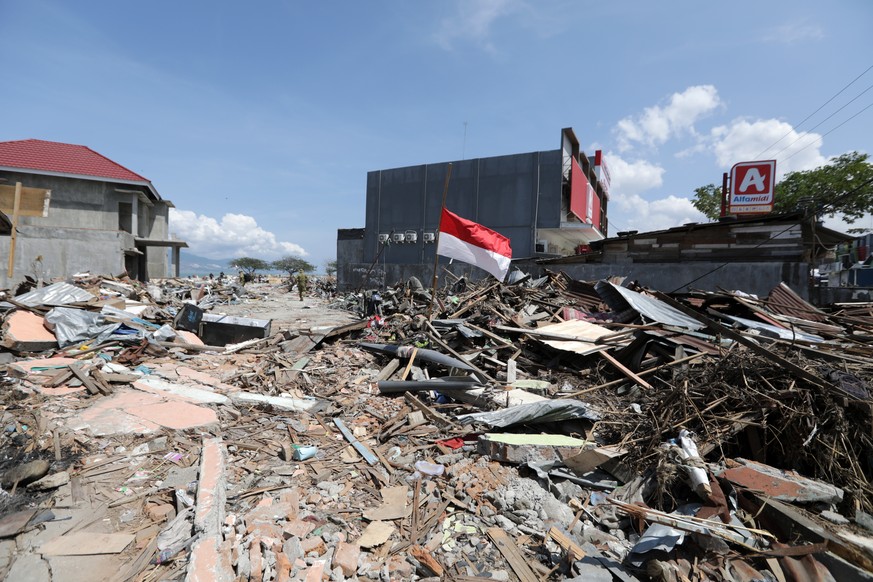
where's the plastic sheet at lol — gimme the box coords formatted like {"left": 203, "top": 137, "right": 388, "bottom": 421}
{"left": 43, "top": 307, "right": 120, "bottom": 348}
{"left": 456, "top": 399, "right": 600, "bottom": 428}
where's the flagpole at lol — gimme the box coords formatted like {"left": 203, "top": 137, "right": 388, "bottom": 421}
{"left": 428, "top": 163, "right": 453, "bottom": 318}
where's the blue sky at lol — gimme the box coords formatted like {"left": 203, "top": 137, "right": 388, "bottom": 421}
{"left": 1, "top": 0, "right": 871, "bottom": 269}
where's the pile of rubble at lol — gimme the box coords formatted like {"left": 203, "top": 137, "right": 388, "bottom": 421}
{"left": 0, "top": 270, "right": 872, "bottom": 581}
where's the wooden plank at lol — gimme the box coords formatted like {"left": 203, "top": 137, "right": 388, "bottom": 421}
{"left": 90, "top": 369, "right": 114, "bottom": 395}
{"left": 486, "top": 527, "right": 538, "bottom": 582}
{"left": 410, "top": 545, "right": 444, "bottom": 577}
{"left": 0, "top": 183, "right": 50, "bottom": 217}
{"left": 598, "top": 351, "right": 654, "bottom": 390}
{"left": 6, "top": 182, "right": 21, "bottom": 278}
{"left": 547, "top": 527, "right": 586, "bottom": 561}
{"left": 68, "top": 364, "right": 100, "bottom": 395}
{"left": 44, "top": 367, "right": 73, "bottom": 388}
{"left": 39, "top": 531, "right": 134, "bottom": 555}
{"left": 374, "top": 359, "right": 400, "bottom": 382}
{"left": 399, "top": 347, "right": 418, "bottom": 381}
{"left": 403, "top": 392, "right": 457, "bottom": 427}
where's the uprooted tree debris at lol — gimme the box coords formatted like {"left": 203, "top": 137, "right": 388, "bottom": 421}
{"left": 1, "top": 270, "right": 873, "bottom": 581}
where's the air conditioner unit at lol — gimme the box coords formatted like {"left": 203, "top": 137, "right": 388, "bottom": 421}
{"left": 535, "top": 239, "right": 549, "bottom": 253}
{"left": 392, "top": 233, "right": 406, "bottom": 244}
{"left": 405, "top": 230, "right": 418, "bottom": 244}
{"left": 378, "top": 233, "right": 390, "bottom": 244}
{"left": 422, "top": 232, "right": 435, "bottom": 244}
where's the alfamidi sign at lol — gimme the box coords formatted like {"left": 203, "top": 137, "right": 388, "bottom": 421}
{"left": 728, "top": 160, "right": 776, "bottom": 214}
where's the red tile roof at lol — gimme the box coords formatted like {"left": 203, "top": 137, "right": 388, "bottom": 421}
{"left": 0, "top": 139, "right": 150, "bottom": 183}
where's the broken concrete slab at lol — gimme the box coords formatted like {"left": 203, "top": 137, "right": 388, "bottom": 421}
{"left": 478, "top": 433, "right": 589, "bottom": 465}
{"left": 721, "top": 458, "right": 844, "bottom": 504}
{"left": 1, "top": 310, "right": 57, "bottom": 352}
{"left": 363, "top": 485, "right": 410, "bottom": 521}
{"left": 26, "top": 470, "right": 70, "bottom": 491}
{"left": 563, "top": 445, "right": 628, "bottom": 475}
{"left": 70, "top": 388, "right": 218, "bottom": 435}
{"left": 5, "top": 552, "right": 50, "bottom": 582}
{"left": 357, "top": 521, "right": 394, "bottom": 548}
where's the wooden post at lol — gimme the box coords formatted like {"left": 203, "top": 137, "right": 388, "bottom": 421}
{"left": 428, "top": 163, "right": 452, "bottom": 318}
{"left": 7, "top": 182, "right": 22, "bottom": 278}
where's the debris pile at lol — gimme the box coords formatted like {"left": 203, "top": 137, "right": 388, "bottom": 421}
{"left": 0, "top": 271, "right": 872, "bottom": 581}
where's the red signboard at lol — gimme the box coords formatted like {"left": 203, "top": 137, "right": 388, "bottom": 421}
{"left": 728, "top": 160, "right": 776, "bottom": 214}
{"left": 570, "top": 158, "right": 589, "bottom": 222}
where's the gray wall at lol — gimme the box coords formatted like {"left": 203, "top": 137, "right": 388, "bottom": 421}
{"left": 360, "top": 150, "right": 563, "bottom": 272}
{"left": 0, "top": 226, "right": 132, "bottom": 286}
{"left": 0, "top": 170, "right": 171, "bottom": 286}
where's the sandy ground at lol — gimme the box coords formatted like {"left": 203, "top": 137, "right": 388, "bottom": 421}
{"left": 206, "top": 281, "right": 359, "bottom": 332}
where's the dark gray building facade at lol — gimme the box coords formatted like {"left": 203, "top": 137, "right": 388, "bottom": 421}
{"left": 338, "top": 128, "right": 610, "bottom": 290}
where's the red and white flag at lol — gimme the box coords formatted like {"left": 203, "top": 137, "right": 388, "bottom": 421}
{"left": 437, "top": 208, "right": 512, "bottom": 281}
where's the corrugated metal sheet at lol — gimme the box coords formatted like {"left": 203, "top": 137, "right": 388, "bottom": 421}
{"left": 766, "top": 282, "right": 828, "bottom": 322}
{"left": 600, "top": 283, "right": 705, "bottom": 331}
{"left": 11, "top": 282, "right": 95, "bottom": 307}
{"left": 724, "top": 314, "right": 823, "bottom": 343}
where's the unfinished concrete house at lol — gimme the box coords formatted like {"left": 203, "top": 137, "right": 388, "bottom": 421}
{"left": 0, "top": 139, "right": 186, "bottom": 287}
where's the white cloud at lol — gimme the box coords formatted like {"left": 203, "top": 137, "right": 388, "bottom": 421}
{"left": 710, "top": 118, "right": 826, "bottom": 176}
{"left": 616, "top": 85, "right": 722, "bottom": 151}
{"left": 763, "top": 21, "right": 824, "bottom": 44}
{"left": 607, "top": 153, "right": 665, "bottom": 197}
{"left": 169, "top": 209, "right": 307, "bottom": 260}
{"left": 433, "top": 0, "right": 523, "bottom": 51}
{"left": 614, "top": 194, "right": 708, "bottom": 232}
{"left": 822, "top": 213, "right": 873, "bottom": 235}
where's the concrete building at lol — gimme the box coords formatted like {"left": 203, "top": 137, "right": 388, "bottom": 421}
{"left": 0, "top": 139, "right": 186, "bottom": 287}
{"left": 338, "top": 128, "right": 610, "bottom": 290}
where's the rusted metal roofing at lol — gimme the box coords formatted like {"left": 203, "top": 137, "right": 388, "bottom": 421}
{"left": 766, "top": 282, "right": 828, "bottom": 323}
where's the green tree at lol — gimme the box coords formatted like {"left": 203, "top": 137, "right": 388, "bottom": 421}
{"left": 691, "top": 183, "right": 723, "bottom": 220}
{"left": 229, "top": 257, "right": 270, "bottom": 275}
{"left": 775, "top": 152, "right": 873, "bottom": 222}
{"left": 272, "top": 256, "right": 314, "bottom": 279}
{"left": 692, "top": 152, "right": 873, "bottom": 224}
{"left": 325, "top": 259, "right": 337, "bottom": 277}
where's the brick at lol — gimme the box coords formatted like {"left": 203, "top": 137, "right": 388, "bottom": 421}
{"left": 301, "top": 536, "right": 326, "bottom": 556}
{"left": 146, "top": 503, "right": 175, "bottom": 523}
{"left": 333, "top": 542, "right": 360, "bottom": 577}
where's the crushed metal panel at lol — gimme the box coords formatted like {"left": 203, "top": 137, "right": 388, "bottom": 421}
{"left": 724, "top": 314, "right": 824, "bottom": 343}
{"left": 600, "top": 282, "right": 705, "bottom": 330}
{"left": 11, "top": 281, "right": 96, "bottom": 307}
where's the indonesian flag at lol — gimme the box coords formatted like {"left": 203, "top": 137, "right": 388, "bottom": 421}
{"left": 437, "top": 208, "right": 512, "bottom": 281}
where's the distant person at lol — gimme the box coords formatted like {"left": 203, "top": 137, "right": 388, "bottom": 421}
{"left": 296, "top": 271, "right": 308, "bottom": 301}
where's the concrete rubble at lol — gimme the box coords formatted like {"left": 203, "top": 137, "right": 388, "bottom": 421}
{"left": 0, "top": 271, "right": 872, "bottom": 580}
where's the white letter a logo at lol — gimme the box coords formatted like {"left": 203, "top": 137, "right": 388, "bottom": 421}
{"left": 739, "top": 168, "right": 766, "bottom": 193}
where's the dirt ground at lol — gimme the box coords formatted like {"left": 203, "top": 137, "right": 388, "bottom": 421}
{"left": 208, "top": 281, "right": 358, "bottom": 332}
